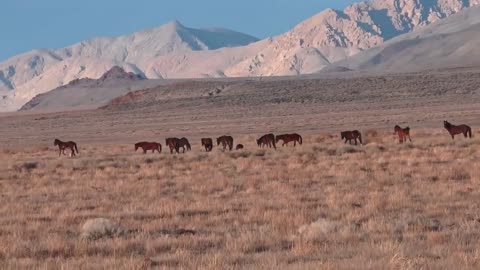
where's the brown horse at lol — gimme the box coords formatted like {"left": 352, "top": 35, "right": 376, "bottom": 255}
{"left": 257, "top": 133, "right": 276, "bottom": 149}
{"left": 166, "top": 137, "right": 179, "bottom": 154}
{"left": 235, "top": 144, "right": 244, "bottom": 150}
{"left": 54, "top": 139, "right": 79, "bottom": 157}
{"left": 394, "top": 125, "right": 412, "bottom": 144}
{"left": 166, "top": 137, "right": 191, "bottom": 154}
{"left": 444, "top": 121, "right": 472, "bottom": 139}
{"left": 201, "top": 138, "right": 213, "bottom": 152}
{"left": 276, "top": 133, "right": 303, "bottom": 147}
{"left": 341, "top": 130, "right": 363, "bottom": 145}
{"left": 217, "top": 135, "right": 234, "bottom": 151}
{"left": 135, "top": 142, "right": 161, "bottom": 154}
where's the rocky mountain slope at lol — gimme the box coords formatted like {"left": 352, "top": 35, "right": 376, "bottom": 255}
{"left": 1, "top": 0, "right": 479, "bottom": 111}
{"left": 331, "top": 5, "right": 480, "bottom": 72}
{"left": 0, "top": 22, "right": 258, "bottom": 111}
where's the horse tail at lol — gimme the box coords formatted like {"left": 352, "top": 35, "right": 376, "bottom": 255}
{"left": 358, "top": 133, "right": 363, "bottom": 145}
{"left": 468, "top": 127, "right": 472, "bottom": 138}
{"left": 74, "top": 143, "right": 79, "bottom": 154}
{"left": 298, "top": 135, "right": 303, "bottom": 145}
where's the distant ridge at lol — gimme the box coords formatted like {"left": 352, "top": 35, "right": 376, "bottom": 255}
{"left": 20, "top": 66, "right": 156, "bottom": 112}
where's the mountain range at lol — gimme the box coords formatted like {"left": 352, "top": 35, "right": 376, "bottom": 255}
{"left": 335, "top": 4, "right": 480, "bottom": 72}
{"left": 1, "top": 0, "right": 480, "bottom": 111}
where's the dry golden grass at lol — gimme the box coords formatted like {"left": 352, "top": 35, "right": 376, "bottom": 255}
{"left": 0, "top": 130, "right": 480, "bottom": 269}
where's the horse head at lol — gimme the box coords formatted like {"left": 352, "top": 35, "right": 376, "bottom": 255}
{"left": 444, "top": 121, "right": 450, "bottom": 128}
{"left": 340, "top": 132, "right": 345, "bottom": 139}
{"left": 54, "top": 139, "right": 60, "bottom": 146}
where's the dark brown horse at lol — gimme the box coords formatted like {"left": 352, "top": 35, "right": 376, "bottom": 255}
{"left": 235, "top": 144, "right": 244, "bottom": 150}
{"left": 54, "top": 139, "right": 79, "bottom": 157}
{"left": 201, "top": 138, "right": 213, "bottom": 152}
{"left": 178, "top": 137, "right": 191, "bottom": 153}
{"left": 217, "top": 135, "right": 234, "bottom": 151}
{"left": 394, "top": 125, "right": 412, "bottom": 144}
{"left": 166, "top": 137, "right": 191, "bottom": 154}
{"left": 257, "top": 133, "right": 276, "bottom": 149}
{"left": 276, "top": 133, "right": 303, "bottom": 147}
{"left": 341, "top": 130, "right": 363, "bottom": 145}
{"left": 135, "top": 142, "right": 161, "bottom": 154}
{"left": 444, "top": 121, "right": 472, "bottom": 139}
{"left": 166, "top": 137, "right": 179, "bottom": 154}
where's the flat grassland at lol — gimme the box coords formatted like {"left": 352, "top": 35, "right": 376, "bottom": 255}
{"left": 1, "top": 69, "right": 480, "bottom": 269}
{"left": 1, "top": 131, "right": 479, "bottom": 269}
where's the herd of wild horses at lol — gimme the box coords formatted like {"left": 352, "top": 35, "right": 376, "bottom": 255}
{"left": 53, "top": 121, "right": 473, "bottom": 157}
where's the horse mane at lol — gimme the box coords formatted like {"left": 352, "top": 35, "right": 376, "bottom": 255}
{"left": 444, "top": 121, "right": 452, "bottom": 128}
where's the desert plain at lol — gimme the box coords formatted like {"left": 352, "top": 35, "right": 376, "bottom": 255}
{"left": 1, "top": 69, "right": 480, "bottom": 269}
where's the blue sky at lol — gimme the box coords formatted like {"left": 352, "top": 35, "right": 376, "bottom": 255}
{"left": 1, "top": 0, "right": 359, "bottom": 61}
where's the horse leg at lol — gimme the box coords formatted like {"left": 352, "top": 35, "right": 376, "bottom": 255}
{"left": 354, "top": 138, "right": 357, "bottom": 145}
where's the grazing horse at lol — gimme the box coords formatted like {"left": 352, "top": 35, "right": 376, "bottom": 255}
{"left": 166, "top": 137, "right": 191, "bottom": 154}
{"left": 276, "top": 133, "right": 303, "bottom": 147}
{"left": 341, "top": 130, "right": 363, "bottom": 145}
{"left": 444, "top": 121, "right": 472, "bottom": 139}
{"left": 54, "top": 139, "right": 79, "bottom": 157}
{"left": 166, "top": 137, "right": 180, "bottom": 154}
{"left": 217, "top": 135, "right": 234, "bottom": 151}
{"left": 257, "top": 133, "right": 276, "bottom": 149}
{"left": 394, "top": 125, "right": 412, "bottom": 144}
{"left": 135, "top": 142, "right": 161, "bottom": 154}
{"left": 235, "top": 144, "right": 244, "bottom": 150}
{"left": 201, "top": 138, "right": 213, "bottom": 152}
{"left": 177, "top": 137, "right": 191, "bottom": 153}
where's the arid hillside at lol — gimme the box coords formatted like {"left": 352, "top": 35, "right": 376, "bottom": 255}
{"left": 2, "top": 0, "right": 478, "bottom": 111}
